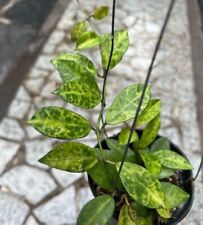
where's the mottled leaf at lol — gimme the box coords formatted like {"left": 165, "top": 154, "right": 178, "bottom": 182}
{"left": 119, "top": 203, "right": 152, "bottom": 225}
{"left": 161, "top": 182, "right": 190, "bottom": 208}
{"left": 76, "top": 31, "right": 100, "bottom": 50}
{"left": 39, "top": 142, "right": 98, "bottom": 172}
{"left": 118, "top": 127, "right": 139, "bottom": 146}
{"left": 71, "top": 21, "right": 88, "bottom": 42}
{"left": 28, "top": 106, "right": 91, "bottom": 139}
{"left": 118, "top": 204, "right": 135, "bottom": 225}
{"left": 53, "top": 80, "right": 101, "bottom": 108}
{"left": 139, "top": 150, "right": 161, "bottom": 178}
{"left": 106, "top": 84, "right": 151, "bottom": 125}
{"left": 136, "top": 99, "right": 160, "bottom": 127}
{"left": 116, "top": 162, "right": 165, "bottom": 209}
{"left": 77, "top": 195, "right": 115, "bottom": 225}
{"left": 88, "top": 160, "right": 123, "bottom": 191}
{"left": 52, "top": 53, "right": 97, "bottom": 82}
{"left": 100, "top": 30, "right": 129, "bottom": 70}
{"left": 92, "top": 6, "right": 109, "bottom": 20}
{"left": 152, "top": 150, "right": 193, "bottom": 170}
{"left": 157, "top": 208, "right": 172, "bottom": 219}
{"left": 150, "top": 137, "right": 170, "bottom": 152}
{"left": 159, "top": 167, "right": 174, "bottom": 179}
{"left": 137, "top": 114, "right": 161, "bottom": 149}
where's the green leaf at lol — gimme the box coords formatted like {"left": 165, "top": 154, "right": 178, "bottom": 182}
{"left": 131, "top": 202, "right": 150, "bottom": 218}
{"left": 118, "top": 203, "right": 153, "bottom": 225}
{"left": 118, "top": 204, "right": 135, "bottom": 225}
{"left": 71, "top": 21, "right": 88, "bottom": 42}
{"left": 152, "top": 150, "right": 193, "bottom": 170}
{"left": 150, "top": 137, "right": 170, "bottom": 152}
{"left": 137, "top": 114, "right": 161, "bottom": 149}
{"left": 100, "top": 30, "right": 129, "bottom": 70}
{"left": 28, "top": 106, "right": 91, "bottom": 139}
{"left": 136, "top": 99, "right": 160, "bottom": 127}
{"left": 92, "top": 6, "right": 109, "bottom": 20}
{"left": 39, "top": 142, "right": 98, "bottom": 172}
{"left": 106, "top": 139, "right": 135, "bottom": 160}
{"left": 53, "top": 80, "right": 101, "bottom": 109}
{"left": 161, "top": 182, "right": 190, "bottom": 208}
{"left": 106, "top": 84, "right": 151, "bottom": 125}
{"left": 116, "top": 162, "right": 165, "bottom": 209}
{"left": 76, "top": 31, "right": 100, "bottom": 50}
{"left": 52, "top": 53, "right": 97, "bottom": 82}
{"left": 159, "top": 167, "right": 174, "bottom": 179}
{"left": 139, "top": 150, "right": 161, "bottom": 178}
{"left": 157, "top": 208, "right": 172, "bottom": 219}
{"left": 88, "top": 160, "right": 123, "bottom": 191}
{"left": 77, "top": 195, "right": 115, "bottom": 225}
{"left": 118, "top": 127, "right": 139, "bottom": 146}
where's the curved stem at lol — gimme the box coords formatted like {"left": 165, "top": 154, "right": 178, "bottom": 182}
{"left": 193, "top": 155, "right": 203, "bottom": 181}
{"left": 113, "top": 0, "right": 176, "bottom": 191}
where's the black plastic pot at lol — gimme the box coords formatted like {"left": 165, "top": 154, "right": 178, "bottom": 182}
{"left": 88, "top": 131, "right": 194, "bottom": 225}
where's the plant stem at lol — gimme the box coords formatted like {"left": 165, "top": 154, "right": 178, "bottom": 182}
{"left": 95, "top": 129, "right": 106, "bottom": 163}
{"left": 97, "top": 0, "right": 117, "bottom": 134}
{"left": 113, "top": 0, "right": 176, "bottom": 191}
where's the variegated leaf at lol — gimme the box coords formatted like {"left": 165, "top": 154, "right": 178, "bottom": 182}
{"left": 139, "top": 150, "right": 161, "bottom": 178}
{"left": 118, "top": 127, "right": 139, "bottom": 146}
{"left": 76, "top": 31, "right": 100, "bottom": 50}
{"left": 92, "top": 6, "right": 109, "bottom": 20}
{"left": 136, "top": 99, "right": 160, "bottom": 127}
{"left": 152, "top": 150, "right": 193, "bottom": 170}
{"left": 161, "top": 182, "right": 190, "bottom": 208}
{"left": 106, "top": 84, "right": 151, "bottom": 125}
{"left": 52, "top": 53, "right": 97, "bottom": 82}
{"left": 118, "top": 204, "right": 135, "bottom": 225}
{"left": 28, "top": 106, "right": 91, "bottom": 139}
{"left": 100, "top": 30, "right": 129, "bottom": 69}
{"left": 116, "top": 162, "right": 165, "bottom": 209}
{"left": 137, "top": 114, "right": 161, "bottom": 149}
{"left": 150, "top": 137, "right": 170, "bottom": 151}
{"left": 71, "top": 21, "right": 88, "bottom": 42}
{"left": 77, "top": 195, "right": 115, "bottom": 225}
{"left": 157, "top": 208, "right": 172, "bottom": 219}
{"left": 39, "top": 142, "right": 98, "bottom": 172}
{"left": 53, "top": 80, "right": 101, "bottom": 108}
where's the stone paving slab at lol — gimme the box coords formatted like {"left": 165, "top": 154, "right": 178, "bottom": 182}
{"left": 0, "top": 0, "right": 202, "bottom": 225}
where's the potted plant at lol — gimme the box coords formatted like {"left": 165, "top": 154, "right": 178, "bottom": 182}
{"left": 28, "top": 1, "right": 201, "bottom": 225}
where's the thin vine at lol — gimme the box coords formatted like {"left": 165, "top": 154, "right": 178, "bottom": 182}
{"left": 113, "top": 0, "right": 176, "bottom": 191}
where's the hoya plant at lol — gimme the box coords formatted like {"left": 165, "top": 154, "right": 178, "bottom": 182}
{"left": 28, "top": 2, "right": 195, "bottom": 225}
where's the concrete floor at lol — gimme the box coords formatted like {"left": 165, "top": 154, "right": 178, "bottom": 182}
{"left": 0, "top": 0, "right": 202, "bottom": 225}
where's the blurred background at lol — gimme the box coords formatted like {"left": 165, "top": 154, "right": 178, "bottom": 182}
{"left": 0, "top": 0, "right": 202, "bottom": 225}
